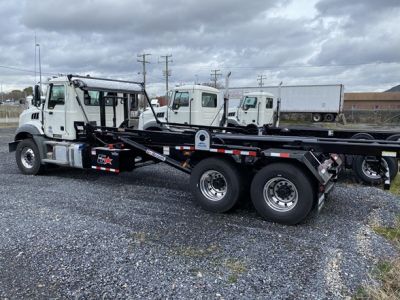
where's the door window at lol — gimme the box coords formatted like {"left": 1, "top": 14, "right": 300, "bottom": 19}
{"left": 83, "top": 91, "right": 118, "bottom": 106}
{"left": 202, "top": 93, "right": 217, "bottom": 108}
{"left": 242, "top": 96, "right": 257, "bottom": 110}
{"left": 84, "top": 91, "right": 100, "bottom": 105}
{"left": 266, "top": 98, "right": 273, "bottom": 109}
{"left": 172, "top": 92, "right": 189, "bottom": 109}
{"left": 48, "top": 85, "right": 65, "bottom": 109}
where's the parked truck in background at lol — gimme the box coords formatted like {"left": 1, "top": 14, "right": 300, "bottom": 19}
{"left": 227, "top": 84, "right": 344, "bottom": 122}
{"left": 139, "top": 85, "right": 224, "bottom": 130}
{"left": 139, "top": 85, "right": 398, "bottom": 185}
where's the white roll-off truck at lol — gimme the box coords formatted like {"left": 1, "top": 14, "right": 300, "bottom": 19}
{"left": 9, "top": 75, "right": 400, "bottom": 225}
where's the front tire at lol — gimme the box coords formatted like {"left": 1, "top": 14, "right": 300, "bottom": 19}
{"left": 250, "top": 163, "right": 315, "bottom": 225}
{"left": 190, "top": 158, "right": 243, "bottom": 213}
{"left": 312, "top": 113, "right": 322, "bottom": 122}
{"left": 15, "top": 139, "right": 44, "bottom": 175}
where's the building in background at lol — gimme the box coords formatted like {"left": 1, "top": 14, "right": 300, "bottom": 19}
{"left": 344, "top": 92, "right": 400, "bottom": 110}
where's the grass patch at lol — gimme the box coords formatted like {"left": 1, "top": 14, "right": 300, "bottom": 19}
{"left": 0, "top": 105, "right": 23, "bottom": 118}
{"left": 224, "top": 259, "right": 247, "bottom": 284}
{"left": 390, "top": 175, "right": 400, "bottom": 197}
{"left": 373, "top": 216, "right": 400, "bottom": 246}
{"left": 173, "top": 244, "right": 219, "bottom": 258}
{"left": 356, "top": 216, "right": 400, "bottom": 299}
{"left": 0, "top": 123, "right": 18, "bottom": 128}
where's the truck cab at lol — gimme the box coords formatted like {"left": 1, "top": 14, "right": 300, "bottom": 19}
{"left": 17, "top": 76, "right": 141, "bottom": 141}
{"left": 138, "top": 85, "right": 223, "bottom": 130}
{"left": 10, "top": 75, "right": 143, "bottom": 173}
{"left": 228, "top": 92, "right": 277, "bottom": 127}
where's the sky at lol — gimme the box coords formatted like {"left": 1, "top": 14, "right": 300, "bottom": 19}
{"left": 0, "top": 0, "right": 399, "bottom": 96}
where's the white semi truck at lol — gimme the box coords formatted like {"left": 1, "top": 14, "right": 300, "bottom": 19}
{"left": 8, "top": 75, "right": 400, "bottom": 225}
{"left": 139, "top": 85, "right": 224, "bottom": 130}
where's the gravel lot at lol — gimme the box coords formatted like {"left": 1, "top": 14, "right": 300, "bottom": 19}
{"left": 0, "top": 127, "right": 399, "bottom": 299}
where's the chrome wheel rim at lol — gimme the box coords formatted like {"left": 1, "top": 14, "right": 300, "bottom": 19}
{"left": 361, "top": 158, "right": 387, "bottom": 179}
{"left": 21, "top": 147, "right": 35, "bottom": 169}
{"left": 263, "top": 177, "right": 298, "bottom": 212}
{"left": 199, "top": 170, "right": 227, "bottom": 201}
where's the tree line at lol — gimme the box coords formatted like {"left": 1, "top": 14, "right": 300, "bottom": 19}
{"left": 0, "top": 87, "right": 33, "bottom": 102}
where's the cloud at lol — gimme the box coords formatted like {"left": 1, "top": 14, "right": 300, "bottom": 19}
{"left": 0, "top": 0, "right": 399, "bottom": 93}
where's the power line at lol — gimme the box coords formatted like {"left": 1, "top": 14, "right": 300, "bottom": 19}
{"left": 0, "top": 64, "right": 59, "bottom": 76}
{"left": 210, "top": 69, "right": 222, "bottom": 88}
{"left": 174, "top": 61, "right": 399, "bottom": 72}
{"left": 257, "top": 74, "right": 267, "bottom": 87}
{"left": 137, "top": 53, "right": 151, "bottom": 89}
{"left": 160, "top": 54, "right": 173, "bottom": 93}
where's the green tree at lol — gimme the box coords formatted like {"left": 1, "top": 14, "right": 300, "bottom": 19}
{"left": 23, "top": 86, "right": 33, "bottom": 96}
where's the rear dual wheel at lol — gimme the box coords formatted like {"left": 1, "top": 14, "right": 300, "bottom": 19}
{"left": 250, "top": 163, "right": 315, "bottom": 225}
{"left": 190, "top": 159, "right": 315, "bottom": 225}
{"left": 352, "top": 156, "right": 397, "bottom": 184}
{"left": 351, "top": 133, "right": 398, "bottom": 184}
{"left": 190, "top": 158, "right": 244, "bottom": 212}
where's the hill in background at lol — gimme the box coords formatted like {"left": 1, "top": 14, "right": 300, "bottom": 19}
{"left": 386, "top": 85, "right": 400, "bottom": 92}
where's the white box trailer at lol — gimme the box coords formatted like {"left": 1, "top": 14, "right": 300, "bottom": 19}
{"left": 227, "top": 84, "right": 345, "bottom": 122}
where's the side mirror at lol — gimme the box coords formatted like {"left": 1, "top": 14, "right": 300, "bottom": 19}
{"left": 84, "top": 92, "right": 90, "bottom": 105}
{"left": 33, "top": 85, "right": 41, "bottom": 107}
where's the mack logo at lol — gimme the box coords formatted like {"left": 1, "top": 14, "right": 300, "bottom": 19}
{"left": 97, "top": 154, "right": 113, "bottom": 165}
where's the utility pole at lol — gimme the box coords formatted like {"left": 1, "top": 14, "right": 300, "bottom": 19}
{"left": 0, "top": 82, "right": 3, "bottom": 103}
{"left": 36, "top": 43, "right": 42, "bottom": 92}
{"left": 210, "top": 69, "right": 222, "bottom": 88}
{"left": 34, "top": 33, "right": 37, "bottom": 84}
{"left": 257, "top": 74, "right": 267, "bottom": 87}
{"left": 160, "top": 54, "right": 173, "bottom": 93}
{"left": 137, "top": 53, "right": 151, "bottom": 89}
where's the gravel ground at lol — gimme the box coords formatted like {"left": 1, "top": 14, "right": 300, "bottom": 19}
{"left": 0, "top": 127, "right": 399, "bottom": 299}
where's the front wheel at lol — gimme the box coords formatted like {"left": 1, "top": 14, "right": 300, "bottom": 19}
{"left": 312, "top": 113, "right": 322, "bottom": 122}
{"left": 190, "top": 158, "right": 243, "bottom": 213}
{"left": 250, "top": 163, "right": 315, "bottom": 225}
{"left": 15, "top": 138, "right": 45, "bottom": 175}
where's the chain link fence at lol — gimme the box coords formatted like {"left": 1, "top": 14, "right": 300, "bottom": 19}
{"left": 0, "top": 104, "right": 23, "bottom": 126}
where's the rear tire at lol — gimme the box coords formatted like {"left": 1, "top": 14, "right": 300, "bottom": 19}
{"left": 324, "top": 113, "right": 335, "bottom": 122}
{"left": 350, "top": 133, "right": 398, "bottom": 183}
{"left": 352, "top": 156, "right": 398, "bottom": 184}
{"left": 312, "top": 113, "right": 322, "bottom": 122}
{"left": 190, "top": 158, "right": 243, "bottom": 213}
{"left": 15, "top": 139, "right": 45, "bottom": 175}
{"left": 250, "top": 163, "right": 315, "bottom": 225}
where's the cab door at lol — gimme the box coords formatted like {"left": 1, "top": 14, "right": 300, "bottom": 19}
{"left": 238, "top": 96, "right": 258, "bottom": 126}
{"left": 261, "top": 97, "right": 275, "bottom": 125}
{"left": 169, "top": 91, "right": 190, "bottom": 124}
{"left": 44, "top": 84, "right": 66, "bottom": 139}
{"left": 199, "top": 92, "right": 219, "bottom": 126}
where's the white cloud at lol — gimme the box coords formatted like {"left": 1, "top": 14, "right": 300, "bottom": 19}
{"left": 0, "top": 0, "right": 399, "bottom": 95}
